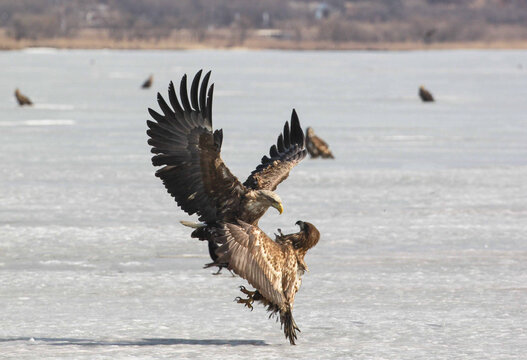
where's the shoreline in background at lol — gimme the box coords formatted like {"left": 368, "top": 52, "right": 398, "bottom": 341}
{"left": 2, "top": 1, "right": 527, "bottom": 53}
{"left": 2, "top": 35, "right": 527, "bottom": 51}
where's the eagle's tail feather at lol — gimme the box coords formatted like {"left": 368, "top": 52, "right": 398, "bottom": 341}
{"left": 280, "top": 307, "right": 300, "bottom": 345}
{"left": 180, "top": 220, "right": 206, "bottom": 228}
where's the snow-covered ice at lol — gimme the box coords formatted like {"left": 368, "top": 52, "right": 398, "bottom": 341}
{"left": 0, "top": 49, "right": 526, "bottom": 359}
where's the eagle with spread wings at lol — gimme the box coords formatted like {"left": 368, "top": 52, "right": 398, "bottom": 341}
{"left": 212, "top": 220, "right": 320, "bottom": 345}
{"left": 146, "top": 70, "right": 307, "bottom": 267}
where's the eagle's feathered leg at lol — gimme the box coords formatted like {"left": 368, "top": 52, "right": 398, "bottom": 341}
{"left": 204, "top": 235, "right": 233, "bottom": 275}
{"left": 185, "top": 222, "right": 233, "bottom": 275}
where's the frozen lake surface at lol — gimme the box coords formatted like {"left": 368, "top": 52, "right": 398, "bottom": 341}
{"left": 0, "top": 49, "right": 526, "bottom": 359}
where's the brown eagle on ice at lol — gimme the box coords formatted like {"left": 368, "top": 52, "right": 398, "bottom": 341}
{"left": 146, "top": 70, "right": 307, "bottom": 267}
{"left": 419, "top": 85, "right": 434, "bottom": 102}
{"left": 305, "top": 127, "right": 334, "bottom": 159}
{"left": 211, "top": 220, "right": 320, "bottom": 345}
{"left": 141, "top": 74, "right": 153, "bottom": 89}
{"left": 14, "top": 88, "right": 33, "bottom": 106}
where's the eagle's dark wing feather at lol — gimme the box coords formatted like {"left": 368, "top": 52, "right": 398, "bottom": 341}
{"left": 243, "top": 109, "right": 307, "bottom": 191}
{"left": 216, "top": 222, "right": 290, "bottom": 307}
{"left": 147, "top": 70, "right": 246, "bottom": 223}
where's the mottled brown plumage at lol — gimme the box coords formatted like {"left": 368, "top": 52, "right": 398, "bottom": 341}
{"left": 141, "top": 75, "right": 153, "bottom": 89}
{"left": 14, "top": 88, "right": 32, "bottom": 106}
{"left": 305, "top": 127, "right": 334, "bottom": 159}
{"left": 147, "top": 70, "right": 307, "bottom": 265}
{"left": 419, "top": 85, "right": 434, "bottom": 102}
{"left": 213, "top": 220, "right": 320, "bottom": 345}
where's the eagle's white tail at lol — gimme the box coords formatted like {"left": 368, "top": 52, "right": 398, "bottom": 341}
{"left": 180, "top": 221, "right": 206, "bottom": 229}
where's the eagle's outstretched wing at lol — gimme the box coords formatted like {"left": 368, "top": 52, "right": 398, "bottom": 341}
{"left": 215, "top": 221, "right": 295, "bottom": 307}
{"left": 147, "top": 70, "right": 246, "bottom": 223}
{"left": 243, "top": 110, "right": 307, "bottom": 191}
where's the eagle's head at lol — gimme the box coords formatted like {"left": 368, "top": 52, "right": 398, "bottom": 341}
{"left": 295, "top": 220, "right": 305, "bottom": 230}
{"left": 294, "top": 220, "right": 320, "bottom": 252}
{"left": 253, "top": 190, "right": 283, "bottom": 214}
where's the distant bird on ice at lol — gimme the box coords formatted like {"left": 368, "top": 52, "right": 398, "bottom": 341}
{"left": 419, "top": 85, "right": 434, "bottom": 102}
{"left": 305, "top": 127, "right": 334, "bottom": 159}
{"left": 141, "top": 75, "right": 154, "bottom": 89}
{"left": 14, "top": 88, "right": 33, "bottom": 106}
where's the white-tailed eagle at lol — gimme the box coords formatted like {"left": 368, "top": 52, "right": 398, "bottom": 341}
{"left": 141, "top": 75, "right": 153, "bottom": 89}
{"left": 419, "top": 85, "right": 434, "bottom": 102}
{"left": 146, "top": 70, "right": 307, "bottom": 267}
{"left": 305, "top": 127, "right": 334, "bottom": 159}
{"left": 14, "top": 88, "right": 32, "bottom": 106}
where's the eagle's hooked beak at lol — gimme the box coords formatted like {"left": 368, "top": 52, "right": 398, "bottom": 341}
{"left": 273, "top": 202, "right": 284, "bottom": 214}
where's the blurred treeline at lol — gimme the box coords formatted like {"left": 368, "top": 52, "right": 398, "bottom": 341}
{"left": 0, "top": 0, "right": 526, "bottom": 44}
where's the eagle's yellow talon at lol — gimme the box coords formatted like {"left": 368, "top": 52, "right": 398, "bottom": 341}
{"left": 235, "top": 287, "right": 256, "bottom": 310}
{"left": 235, "top": 297, "right": 254, "bottom": 310}
{"left": 239, "top": 286, "right": 256, "bottom": 297}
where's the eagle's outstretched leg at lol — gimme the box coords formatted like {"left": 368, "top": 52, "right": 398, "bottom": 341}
{"left": 235, "top": 286, "right": 257, "bottom": 311}
{"left": 211, "top": 266, "right": 236, "bottom": 276}
{"left": 274, "top": 228, "right": 285, "bottom": 239}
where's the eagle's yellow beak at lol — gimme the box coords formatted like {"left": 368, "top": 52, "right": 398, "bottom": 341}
{"left": 273, "top": 202, "right": 284, "bottom": 214}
